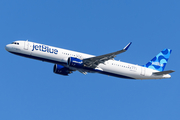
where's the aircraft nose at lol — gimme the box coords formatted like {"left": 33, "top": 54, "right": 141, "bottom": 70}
{"left": 5, "top": 44, "right": 11, "bottom": 51}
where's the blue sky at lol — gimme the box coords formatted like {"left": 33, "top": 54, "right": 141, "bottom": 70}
{"left": 1, "top": 0, "right": 179, "bottom": 120}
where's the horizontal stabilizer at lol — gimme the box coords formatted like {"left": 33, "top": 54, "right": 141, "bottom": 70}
{"left": 153, "top": 70, "right": 175, "bottom": 75}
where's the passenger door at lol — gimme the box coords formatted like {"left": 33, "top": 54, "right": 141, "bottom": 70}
{"left": 24, "top": 40, "right": 29, "bottom": 50}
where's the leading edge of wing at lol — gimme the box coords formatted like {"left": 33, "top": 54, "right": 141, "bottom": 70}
{"left": 83, "top": 42, "right": 132, "bottom": 67}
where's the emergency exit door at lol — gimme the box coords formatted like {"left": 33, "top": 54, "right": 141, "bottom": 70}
{"left": 24, "top": 40, "right": 29, "bottom": 50}
{"left": 141, "top": 67, "right": 146, "bottom": 76}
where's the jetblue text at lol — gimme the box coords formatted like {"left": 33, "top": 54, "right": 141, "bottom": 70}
{"left": 32, "top": 44, "right": 58, "bottom": 54}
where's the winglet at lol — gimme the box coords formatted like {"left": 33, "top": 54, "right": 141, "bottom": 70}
{"left": 123, "top": 42, "right": 132, "bottom": 51}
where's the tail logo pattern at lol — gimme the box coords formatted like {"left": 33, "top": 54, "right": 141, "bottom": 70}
{"left": 144, "top": 49, "right": 172, "bottom": 71}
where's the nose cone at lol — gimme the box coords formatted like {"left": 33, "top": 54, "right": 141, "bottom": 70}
{"left": 5, "top": 44, "right": 11, "bottom": 51}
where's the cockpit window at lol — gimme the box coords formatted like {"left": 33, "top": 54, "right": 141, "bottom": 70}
{"left": 11, "top": 42, "right": 19, "bottom": 45}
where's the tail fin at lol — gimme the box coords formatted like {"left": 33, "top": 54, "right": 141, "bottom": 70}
{"left": 144, "top": 49, "right": 172, "bottom": 71}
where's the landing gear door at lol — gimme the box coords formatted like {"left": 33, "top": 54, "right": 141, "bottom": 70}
{"left": 24, "top": 40, "right": 29, "bottom": 50}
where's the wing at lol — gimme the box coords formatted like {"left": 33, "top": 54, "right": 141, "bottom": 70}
{"left": 83, "top": 42, "right": 132, "bottom": 68}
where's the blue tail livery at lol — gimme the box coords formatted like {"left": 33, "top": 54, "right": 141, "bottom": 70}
{"left": 144, "top": 49, "right": 172, "bottom": 71}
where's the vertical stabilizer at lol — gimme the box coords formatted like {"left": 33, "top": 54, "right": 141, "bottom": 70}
{"left": 144, "top": 49, "right": 172, "bottom": 71}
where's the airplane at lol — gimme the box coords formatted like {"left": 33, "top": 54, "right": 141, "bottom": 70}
{"left": 5, "top": 40, "right": 174, "bottom": 80}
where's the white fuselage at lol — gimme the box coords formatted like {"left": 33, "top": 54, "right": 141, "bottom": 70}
{"left": 5, "top": 40, "right": 171, "bottom": 79}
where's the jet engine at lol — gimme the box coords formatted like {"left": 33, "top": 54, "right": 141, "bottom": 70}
{"left": 68, "top": 57, "right": 84, "bottom": 68}
{"left": 53, "top": 64, "right": 72, "bottom": 76}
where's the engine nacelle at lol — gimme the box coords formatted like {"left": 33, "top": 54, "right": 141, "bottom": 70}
{"left": 68, "top": 57, "right": 84, "bottom": 68}
{"left": 53, "top": 64, "right": 72, "bottom": 76}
